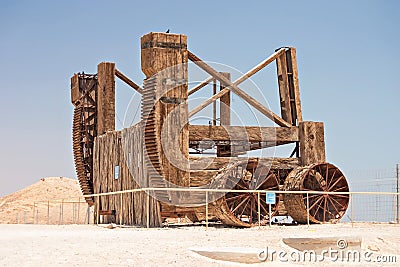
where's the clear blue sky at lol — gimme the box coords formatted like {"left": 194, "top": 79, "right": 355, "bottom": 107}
{"left": 0, "top": 0, "right": 399, "bottom": 196}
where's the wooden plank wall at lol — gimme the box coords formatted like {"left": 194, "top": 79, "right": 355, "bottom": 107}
{"left": 93, "top": 123, "right": 162, "bottom": 227}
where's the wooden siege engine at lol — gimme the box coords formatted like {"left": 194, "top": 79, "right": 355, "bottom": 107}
{"left": 70, "top": 32, "right": 350, "bottom": 227}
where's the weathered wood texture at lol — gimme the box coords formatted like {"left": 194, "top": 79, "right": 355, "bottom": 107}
{"left": 190, "top": 157, "right": 300, "bottom": 171}
{"left": 217, "top": 72, "right": 232, "bottom": 156}
{"left": 219, "top": 72, "right": 231, "bottom": 126}
{"left": 276, "top": 48, "right": 302, "bottom": 125}
{"left": 188, "top": 125, "right": 298, "bottom": 142}
{"left": 298, "top": 121, "right": 326, "bottom": 165}
{"left": 70, "top": 74, "right": 80, "bottom": 105}
{"left": 97, "top": 62, "right": 115, "bottom": 135}
{"left": 93, "top": 124, "right": 162, "bottom": 227}
{"left": 141, "top": 32, "right": 189, "bottom": 190}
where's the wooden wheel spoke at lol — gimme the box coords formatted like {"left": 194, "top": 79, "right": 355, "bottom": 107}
{"left": 327, "top": 168, "right": 338, "bottom": 189}
{"left": 238, "top": 198, "right": 251, "bottom": 218}
{"left": 258, "top": 198, "right": 270, "bottom": 215}
{"left": 308, "top": 195, "right": 324, "bottom": 210}
{"left": 231, "top": 195, "right": 250, "bottom": 213}
{"left": 303, "top": 194, "right": 320, "bottom": 200}
{"left": 329, "top": 195, "right": 347, "bottom": 209}
{"left": 312, "top": 197, "right": 325, "bottom": 218}
{"left": 323, "top": 197, "right": 327, "bottom": 222}
{"left": 331, "top": 185, "right": 348, "bottom": 192}
{"left": 334, "top": 194, "right": 349, "bottom": 199}
{"left": 225, "top": 194, "right": 245, "bottom": 202}
{"left": 326, "top": 196, "right": 341, "bottom": 215}
{"left": 328, "top": 176, "right": 345, "bottom": 191}
{"left": 325, "top": 164, "right": 329, "bottom": 188}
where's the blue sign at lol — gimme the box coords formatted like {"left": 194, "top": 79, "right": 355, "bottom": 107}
{"left": 265, "top": 192, "right": 276, "bottom": 204}
{"left": 114, "top": 165, "right": 120, "bottom": 180}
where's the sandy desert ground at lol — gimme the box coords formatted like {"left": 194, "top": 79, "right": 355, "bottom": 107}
{"left": 0, "top": 177, "right": 88, "bottom": 225}
{"left": 0, "top": 223, "right": 399, "bottom": 267}
{"left": 1, "top": 178, "right": 399, "bottom": 266}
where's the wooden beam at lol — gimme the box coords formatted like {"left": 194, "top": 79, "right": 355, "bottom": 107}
{"left": 188, "top": 50, "right": 291, "bottom": 127}
{"left": 218, "top": 72, "right": 231, "bottom": 156}
{"left": 188, "top": 76, "right": 213, "bottom": 95}
{"left": 188, "top": 125, "right": 298, "bottom": 142}
{"left": 287, "top": 48, "right": 303, "bottom": 123}
{"left": 276, "top": 47, "right": 303, "bottom": 125}
{"left": 115, "top": 68, "right": 143, "bottom": 94}
{"left": 299, "top": 121, "right": 325, "bottom": 165}
{"left": 70, "top": 74, "right": 80, "bottom": 105}
{"left": 189, "top": 157, "right": 300, "bottom": 170}
{"left": 219, "top": 72, "right": 231, "bottom": 126}
{"left": 97, "top": 62, "right": 115, "bottom": 135}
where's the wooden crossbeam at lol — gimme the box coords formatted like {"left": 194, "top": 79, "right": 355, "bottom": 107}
{"left": 188, "top": 76, "right": 214, "bottom": 95}
{"left": 115, "top": 68, "right": 143, "bottom": 94}
{"left": 188, "top": 50, "right": 291, "bottom": 127}
{"left": 188, "top": 125, "right": 298, "bottom": 142}
{"left": 189, "top": 157, "right": 300, "bottom": 170}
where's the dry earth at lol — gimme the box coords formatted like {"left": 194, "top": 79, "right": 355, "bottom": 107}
{"left": 0, "top": 177, "right": 88, "bottom": 224}
{"left": 0, "top": 223, "right": 399, "bottom": 266}
{"left": 0, "top": 178, "right": 399, "bottom": 266}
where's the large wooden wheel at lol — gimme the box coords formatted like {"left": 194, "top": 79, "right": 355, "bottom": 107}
{"left": 283, "top": 163, "right": 349, "bottom": 224}
{"left": 214, "top": 161, "right": 280, "bottom": 227}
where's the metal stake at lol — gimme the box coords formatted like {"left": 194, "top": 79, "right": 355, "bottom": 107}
{"left": 306, "top": 192, "right": 310, "bottom": 226}
{"left": 258, "top": 192, "right": 261, "bottom": 228}
{"left": 205, "top": 191, "right": 209, "bottom": 229}
{"left": 146, "top": 191, "right": 150, "bottom": 229}
{"left": 397, "top": 164, "right": 399, "bottom": 224}
{"left": 269, "top": 204, "right": 272, "bottom": 227}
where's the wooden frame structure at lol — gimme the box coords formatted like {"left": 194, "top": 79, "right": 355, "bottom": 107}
{"left": 71, "top": 32, "right": 349, "bottom": 227}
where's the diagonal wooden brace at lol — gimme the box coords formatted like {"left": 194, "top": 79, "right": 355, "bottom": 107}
{"left": 188, "top": 49, "right": 291, "bottom": 127}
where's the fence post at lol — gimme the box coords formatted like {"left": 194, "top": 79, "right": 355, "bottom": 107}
{"left": 205, "top": 191, "right": 209, "bottom": 230}
{"left": 146, "top": 190, "right": 150, "bottom": 229}
{"left": 96, "top": 196, "right": 100, "bottom": 225}
{"left": 120, "top": 193, "right": 123, "bottom": 226}
{"left": 87, "top": 205, "right": 90, "bottom": 224}
{"left": 258, "top": 192, "right": 261, "bottom": 228}
{"left": 77, "top": 198, "right": 80, "bottom": 224}
{"left": 47, "top": 201, "right": 50, "bottom": 225}
{"left": 59, "top": 204, "right": 62, "bottom": 225}
{"left": 32, "top": 202, "right": 35, "bottom": 224}
{"left": 61, "top": 199, "right": 64, "bottom": 224}
{"left": 306, "top": 192, "right": 310, "bottom": 227}
{"left": 396, "top": 164, "right": 399, "bottom": 224}
{"left": 36, "top": 209, "right": 39, "bottom": 224}
{"left": 351, "top": 193, "right": 354, "bottom": 227}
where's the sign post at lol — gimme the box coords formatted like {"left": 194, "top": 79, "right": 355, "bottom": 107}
{"left": 265, "top": 192, "right": 276, "bottom": 227}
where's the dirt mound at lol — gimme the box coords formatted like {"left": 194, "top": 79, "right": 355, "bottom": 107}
{"left": 0, "top": 177, "right": 88, "bottom": 224}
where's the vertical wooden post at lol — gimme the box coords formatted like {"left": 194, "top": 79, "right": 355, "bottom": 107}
{"left": 298, "top": 121, "right": 326, "bottom": 165}
{"left": 141, "top": 32, "right": 189, "bottom": 188}
{"left": 276, "top": 47, "right": 302, "bottom": 126}
{"left": 47, "top": 201, "right": 50, "bottom": 224}
{"left": 219, "top": 72, "right": 231, "bottom": 126}
{"left": 217, "top": 72, "right": 231, "bottom": 157}
{"left": 97, "top": 62, "right": 116, "bottom": 135}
